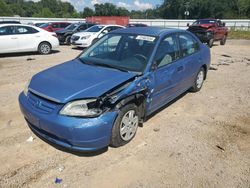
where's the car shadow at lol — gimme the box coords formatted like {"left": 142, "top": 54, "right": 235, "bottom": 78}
{"left": 0, "top": 50, "right": 60, "bottom": 58}
{"left": 71, "top": 46, "right": 85, "bottom": 51}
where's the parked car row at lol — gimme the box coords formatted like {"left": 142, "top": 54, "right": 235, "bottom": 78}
{"left": 0, "top": 18, "right": 227, "bottom": 55}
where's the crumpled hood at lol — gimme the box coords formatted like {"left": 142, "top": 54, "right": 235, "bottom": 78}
{"left": 29, "top": 59, "right": 136, "bottom": 103}
{"left": 189, "top": 23, "right": 215, "bottom": 29}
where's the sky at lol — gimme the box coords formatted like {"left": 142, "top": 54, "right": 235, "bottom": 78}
{"left": 63, "top": 0, "right": 163, "bottom": 12}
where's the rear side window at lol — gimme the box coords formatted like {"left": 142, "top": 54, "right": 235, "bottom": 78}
{"left": 60, "top": 23, "right": 69, "bottom": 28}
{"left": 111, "top": 26, "right": 122, "bottom": 31}
{"left": 179, "top": 33, "right": 199, "bottom": 57}
{"left": 0, "top": 26, "right": 15, "bottom": 35}
{"left": 154, "top": 35, "right": 180, "bottom": 68}
{"left": 15, "top": 26, "right": 38, "bottom": 34}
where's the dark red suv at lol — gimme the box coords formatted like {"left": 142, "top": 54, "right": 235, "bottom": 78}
{"left": 39, "top": 22, "right": 71, "bottom": 32}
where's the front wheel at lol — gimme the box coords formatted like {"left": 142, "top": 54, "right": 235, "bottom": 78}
{"left": 65, "top": 35, "right": 71, "bottom": 45}
{"left": 38, "top": 42, "right": 51, "bottom": 55}
{"left": 110, "top": 104, "right": 139, "bottom": 147}
{"left": 190, "top": 67, "right": 205, "bottom": 92}
{"left": 220, "top": 35, "right": 227, "bottom": 45}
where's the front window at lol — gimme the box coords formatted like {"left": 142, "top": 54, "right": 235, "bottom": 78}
{"left": 85, "top": 25, "right": 104, "bottom": 32}
{"left": 154, "top": 35, "right": 180, "bottom": 68}
{"left": 79, "top": 33, "right": 157, "bottom": 72}
{"left": 66, "top": 23, "right": 79, "bottom": 30}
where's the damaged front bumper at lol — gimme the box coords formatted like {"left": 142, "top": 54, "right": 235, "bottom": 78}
{"left": 19, "top": 92, "right": 118, "bottom": 151}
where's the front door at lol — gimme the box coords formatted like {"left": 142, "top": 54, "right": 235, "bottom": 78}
{"left": 149, "top": 34, "right": 183, "bottom": 113}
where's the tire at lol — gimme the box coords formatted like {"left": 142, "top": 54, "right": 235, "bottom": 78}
{"left": 220, "top": 35, "right": 227, "bottom": 45}
{"left": 190, "top": 67, "right": 205, "bottom": 92}
{"left": 38, "top": 42, "right": 51, "bottom": 55}
{"left": 110, "top": 104, "right": 139, "bottom": 147}
{"left": 65, "top": 35, "right": 71, "bottom": 45}
{"left": 207, "top": 38, "right": 214, "bottom": 48}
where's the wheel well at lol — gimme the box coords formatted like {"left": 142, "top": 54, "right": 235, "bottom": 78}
{"left": 114, "top": 93, "right": 146, "bottom": 122}
{"left": 38, "top": 41, "right": 51, "bottom": 49}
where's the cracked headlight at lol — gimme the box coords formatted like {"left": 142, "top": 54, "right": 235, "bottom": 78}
{"left": 81, "top": 35, "right": 91, "bottom": 40}
{"left": 60, "top": 99, "right": 102, "bottom": 117}
{"left": 24, "top": 79, "right": 31, "bottom": 96}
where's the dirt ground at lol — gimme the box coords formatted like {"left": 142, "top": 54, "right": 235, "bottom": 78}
{"left": 0, "top": 40, "right": 249, "bottom": 188}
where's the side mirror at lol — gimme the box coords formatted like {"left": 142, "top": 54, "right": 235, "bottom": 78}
{"left": 102, "top": 30, "right": 108, "bottom": 34}
{"left": 187, "top": 23, "right": 190, "bottom": 27}
{"left": 223, "top": 22, "right": 226, "bottom": 27}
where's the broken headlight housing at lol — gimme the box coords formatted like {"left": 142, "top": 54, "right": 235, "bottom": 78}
{"left": 59, "top": 99, "right": 102, "bottom": 117}
{"left": 24, "top": 79, "right": 31, "bottom": 96}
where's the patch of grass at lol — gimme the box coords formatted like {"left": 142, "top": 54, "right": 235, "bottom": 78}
{"left": 228, "top": 30, "right": 250, "bottom": 40}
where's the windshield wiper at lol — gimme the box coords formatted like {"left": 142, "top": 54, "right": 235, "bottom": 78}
{"left": 78, "top": 58, "right": 130, "bottom": 73}
{"left": 91, "top": 62, "right": 130, "bottom": 73}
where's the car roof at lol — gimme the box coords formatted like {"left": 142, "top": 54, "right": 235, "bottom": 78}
{"left": 112, "top": 27, "right": 183, "bottom": 37}
{"left": 0, "top": 24, "right": 35, "bottom": 27}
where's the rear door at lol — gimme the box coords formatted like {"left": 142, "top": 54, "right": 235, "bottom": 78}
{"left": 177, "top": 33, "right": 201, "bottom": 89}
{"left": 150, "top": 34, "right": 183, "bottom": 112}
{"left": 0, "top": 25, "right": 19, "bottom": 53}
{"left": 15, "top": 26, "right": 40, "bottom": 52}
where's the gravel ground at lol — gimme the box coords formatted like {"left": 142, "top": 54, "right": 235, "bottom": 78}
{"left": 0, "top": 40, "right": 249, "bottom": 188}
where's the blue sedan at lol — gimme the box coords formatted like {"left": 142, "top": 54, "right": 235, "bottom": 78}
{"left": 19, "top": 27, "right": 210, "bottom": 151}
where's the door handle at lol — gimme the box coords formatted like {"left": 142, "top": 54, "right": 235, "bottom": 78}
{"left": 177, "top": 66, "right": 184, "bottom": 72}
{"left": 11, "top": 37, "right": 18, "bottom": 39}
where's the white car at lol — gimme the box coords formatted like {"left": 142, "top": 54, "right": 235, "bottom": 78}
{"left": 0, "top": 24, "right": 59, "bottom": 55}
{"left": 71, "top": 24, "right": 125, "bottom": 48}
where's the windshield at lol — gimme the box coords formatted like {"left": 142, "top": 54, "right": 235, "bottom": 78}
{"left": 65, "top": 23, "right": 79, "bottom": 30}
{"left": 85, "top": 25, "right": 104, "bottom": 32}
{"left": 79, "top": 33, "right": 157, "bottom": 72}
{"left": 193, "top": 20, "right": 216, "bottom": 25}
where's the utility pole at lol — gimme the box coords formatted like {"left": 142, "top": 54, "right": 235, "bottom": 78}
{"left": 184, "top": 1, "right": 190, "bottom": 19}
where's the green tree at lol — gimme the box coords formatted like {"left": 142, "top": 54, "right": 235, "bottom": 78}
{"left": 33, "top": 7, "right": 55, "bottom": 18}
{"left": 0, "top": 0, "right": 13, "bottom": 16}
{"left": 81, "top": 7, "right": 94, "bottom": 18}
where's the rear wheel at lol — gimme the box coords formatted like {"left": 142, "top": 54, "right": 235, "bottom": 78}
{"left": 190, "top": 67, "right": 205, "bottom": 92}
{"left": 110, "top": 104, "right": 139, "bottom": 147}
{"left": 220, "top": 35, "right": 227, "bottom": 45}
{"left": 38, "top": 42, "right": 51, "bottom": 55}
